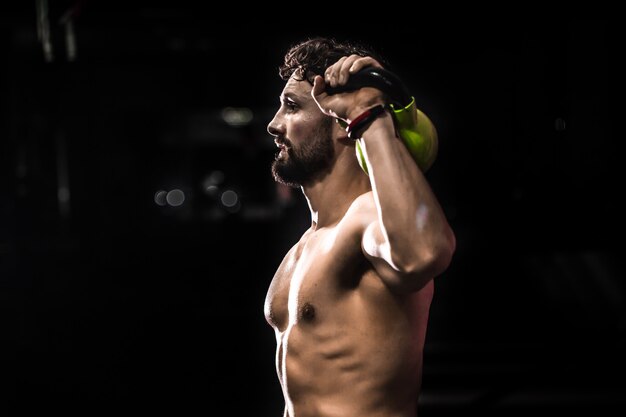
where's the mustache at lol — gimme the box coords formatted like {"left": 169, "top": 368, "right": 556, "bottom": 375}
{"left": 275, "top": 137, "right": 293, "bottom": 148}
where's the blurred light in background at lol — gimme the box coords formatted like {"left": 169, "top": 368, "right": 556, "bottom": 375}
{"left": 221, "top": 107, "right": 253, "bottom": 127}
{"left": 202, "top": 170, "right": 224, "bottom": 192}
{"left": 57, "top": 186, "right": 71, "bottom": 204}
{"left": 154, "top": 189, "right": 186, "bottom": 207}
{"left": 220, "top": 189, "right": 240, "bottom": 212}
{"left": 154, "top": 190, "right": 167, "bottom": 206}
{"left": 166, "top": 189, "right": 185, "bottom": 207}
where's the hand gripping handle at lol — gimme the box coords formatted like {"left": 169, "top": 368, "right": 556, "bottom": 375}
{"left": 326, "top": 66, "right": 438, "bottom": 174}
{"left": 325, "top": 67, "right": 413, "bottom": 108}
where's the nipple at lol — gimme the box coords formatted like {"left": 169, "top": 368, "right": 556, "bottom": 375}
{"left": 300, "top": 302, "right": 316, "bottom": 321}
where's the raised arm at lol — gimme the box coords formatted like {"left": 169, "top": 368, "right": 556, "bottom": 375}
{"left": 313, "top": 55, "right": 456, "bottom": 292}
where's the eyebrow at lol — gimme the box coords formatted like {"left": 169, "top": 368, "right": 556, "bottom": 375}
{"left": 280, "top": 92, "right": 299, "bottom": 103}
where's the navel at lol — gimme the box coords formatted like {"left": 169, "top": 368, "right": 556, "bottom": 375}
{"left": 300, "top": 302, "right": 316, "bottom": 322}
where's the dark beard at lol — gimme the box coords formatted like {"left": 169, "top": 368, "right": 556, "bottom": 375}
{"left": 271, "top": 119, "right": 334, "bottom": 188}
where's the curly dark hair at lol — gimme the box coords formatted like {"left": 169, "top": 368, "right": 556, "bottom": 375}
{"left": 279, "top": 37, "right": 389, "bottom": 84}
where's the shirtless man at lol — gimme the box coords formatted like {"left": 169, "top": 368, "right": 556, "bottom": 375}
{"left": 264, "top": 37, "right": 456, "bottom": 417}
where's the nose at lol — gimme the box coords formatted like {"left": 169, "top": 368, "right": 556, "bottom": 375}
{"left": 267, "top": 112, "right": 283, "bottom": 137}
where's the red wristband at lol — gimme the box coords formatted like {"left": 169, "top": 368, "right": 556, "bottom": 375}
{"left": 346, "top": 104, "right": 389, "bottom": 140}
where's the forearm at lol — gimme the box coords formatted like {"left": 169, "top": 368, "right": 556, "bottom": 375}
{"left": 358, "top": 110, "right": 454, "bottom": 272}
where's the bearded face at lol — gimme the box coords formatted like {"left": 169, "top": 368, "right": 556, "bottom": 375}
{"left": 271, "top": 116, "right": 334, "bottom": 188}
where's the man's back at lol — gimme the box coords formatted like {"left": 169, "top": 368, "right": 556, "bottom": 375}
{"left": 265, "top": 192, "right": 435, "bottom": 417}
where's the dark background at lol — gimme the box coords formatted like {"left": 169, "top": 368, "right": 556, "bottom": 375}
{"left": 1, "top": 3, "right": 623, "bottom": 416}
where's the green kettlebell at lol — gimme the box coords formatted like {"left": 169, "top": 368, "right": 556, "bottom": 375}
{"left": 355, "top": 97, "right": 438, "bottom": 175}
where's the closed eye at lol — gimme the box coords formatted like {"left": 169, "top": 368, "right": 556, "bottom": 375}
{"left": 280, "top": 94, "right": 299, "bottom": 113}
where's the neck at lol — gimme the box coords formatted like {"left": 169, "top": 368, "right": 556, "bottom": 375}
{"left": 301, "top": 149, "right": 370, "bottom": 230}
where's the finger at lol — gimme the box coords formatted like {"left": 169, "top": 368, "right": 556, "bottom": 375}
{"left": 337, "top": 54, "right": 362, "bottom": 85}
{"left": 326, "top": 56, "right": 348, "bottom": 87}
{"left": 348, "top": 57, "right": 383, "bottom": 74}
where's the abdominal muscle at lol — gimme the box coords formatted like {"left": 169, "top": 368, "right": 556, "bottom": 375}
{"left": 276, "top": 273, "right": 434, "bottom": 417}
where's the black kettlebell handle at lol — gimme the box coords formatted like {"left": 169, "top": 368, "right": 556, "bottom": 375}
{"left": 325, "top": 67, "right": 412, "bottom": 108}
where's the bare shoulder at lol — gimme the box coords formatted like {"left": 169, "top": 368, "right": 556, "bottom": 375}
{"left": 340, "top": 191, "right": 377, "bottom": 231}
{"left": 350, "top": 191, "right": 376, "bottom": 210}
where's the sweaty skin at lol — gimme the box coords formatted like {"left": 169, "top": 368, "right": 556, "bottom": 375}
{"left": 265, "top": 55, "right": 455, "bottom": 417}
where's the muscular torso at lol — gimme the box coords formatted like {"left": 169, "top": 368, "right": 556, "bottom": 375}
{"left": 264, "top": 193, "right": 434, "bottom": 417}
